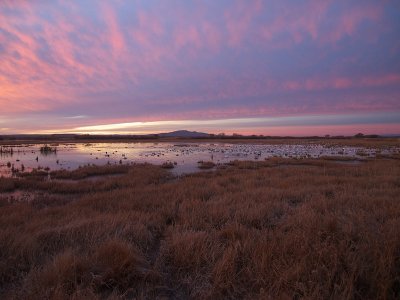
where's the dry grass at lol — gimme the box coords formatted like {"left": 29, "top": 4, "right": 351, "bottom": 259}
{"left": 161, "top": 162, "right": 175, "bottom": 169}
{"left": 50, "top": 164, "right": 131, "bottom": 180}
{"left": 0, "top": 157, "right": 399, "bottom": 299}
{"left": 197, "top": 161, "right": 216, "bottom": 169}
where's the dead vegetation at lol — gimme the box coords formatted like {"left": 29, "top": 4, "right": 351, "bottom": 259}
{"left": 0, "top": 157, "right": 399, "bottom": 299}
{"left": 197, "top": 161, "right": 216, "bottom": 169}
{"left": 40, "top": 145, "right": 57, "bottom": 154}
{"left": 161, "top": 162, "right": 175, "bottom": 169}
{"left": 50, "top": 164, "right": 131, "bottom": 180}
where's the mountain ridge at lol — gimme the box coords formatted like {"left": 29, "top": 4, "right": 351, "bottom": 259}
{"left": 158, "top": 130, "right": 210, "bottom": 138}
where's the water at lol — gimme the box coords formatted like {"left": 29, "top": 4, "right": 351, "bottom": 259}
{"left": 0, "top": 142, "right": 398, "bottom": 177}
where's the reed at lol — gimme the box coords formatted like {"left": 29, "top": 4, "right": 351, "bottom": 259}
{"left": 0, "top": 158, "right": 399, "bottom": 299}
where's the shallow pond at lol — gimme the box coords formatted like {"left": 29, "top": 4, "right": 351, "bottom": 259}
{"left": 0, "top": 142, "right": 398, "bottom": 177}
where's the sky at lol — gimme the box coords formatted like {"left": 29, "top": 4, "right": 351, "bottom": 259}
{"left": 0, "top": 0, "right": 399, "bottom": 136}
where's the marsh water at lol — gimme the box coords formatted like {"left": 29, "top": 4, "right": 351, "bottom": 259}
{"left": 0, "top": 142, "right": 398, "bottom": 177}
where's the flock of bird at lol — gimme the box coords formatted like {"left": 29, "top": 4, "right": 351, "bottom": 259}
{"left": 1, "top": 143, "right": 399, "bottom": 177}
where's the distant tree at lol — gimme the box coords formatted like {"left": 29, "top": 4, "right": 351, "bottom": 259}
{"left": 354, "top": 133, "right": 364, "bottom": 138}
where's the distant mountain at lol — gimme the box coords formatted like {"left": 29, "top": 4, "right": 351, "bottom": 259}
{"left": 158, "top": 130, "right": 210, "bottom": 138}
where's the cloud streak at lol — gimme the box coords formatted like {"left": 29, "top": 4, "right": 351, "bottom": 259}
{"left": 0, "top": 0, "right": 399, "bottom": 134}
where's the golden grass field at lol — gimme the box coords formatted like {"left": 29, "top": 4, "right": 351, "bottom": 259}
{"left": 0, "top": 149, "right": 399, "bottom": 299}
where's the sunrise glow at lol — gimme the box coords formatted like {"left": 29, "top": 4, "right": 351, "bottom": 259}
{"left": 0, "top": 1, "right": 399, "bottom": 135}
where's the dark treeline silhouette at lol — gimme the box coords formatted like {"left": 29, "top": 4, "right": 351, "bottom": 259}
{"left": 0, "top": 132, "right": 389, "bottom": 142}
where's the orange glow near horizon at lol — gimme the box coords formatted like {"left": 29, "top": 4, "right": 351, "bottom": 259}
{"left": 6, "top": 114, "right": 397, "bottom": 137}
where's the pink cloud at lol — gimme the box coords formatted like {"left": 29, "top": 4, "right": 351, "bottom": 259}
{"left": 324, "top": 4, "right": 383, "bottom": 44}
{"left": 259, "top": 1, "right": 330, "bottom": 46}
{"left": 101, "top": 3, "right": 125, "bottom": 54}
{"left": 0, "top": 2, "right": 128, "bottom": 113}
{"left": 174, "top": 26, "right": 202, "bottom": 50}
{"left": 131, "top": 11, "right": 164, "bottom": 49}
{"left": 137, "top": 11, "right": 164, "bottom": 36}
{"left": 259, "top": 1, "right": 384, "bottom": 47}
{"left": 277, "top": 74, "right": 400, "bottom": 92}
{"left": 201, "top": 21, "right": 222, "bottom": 52}
{"left": 359, "top": 74, "right": 400, "bottom": 87}
{"left": 224, "top": 0, "right": 263, "bottom": 47}
{"left": 0, "top": 0, "right": 398, "bottom": 133}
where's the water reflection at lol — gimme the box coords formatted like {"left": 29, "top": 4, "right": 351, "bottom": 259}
{"left": 0, "top": 142, "right": 398, "bottom": 178}
{"left": 0, "top": 146, "right": 14, "bottom": 157}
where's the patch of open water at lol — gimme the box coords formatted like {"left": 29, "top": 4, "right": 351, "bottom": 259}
{"left": 0, "top": 142, "right": 398, "bottom": 177}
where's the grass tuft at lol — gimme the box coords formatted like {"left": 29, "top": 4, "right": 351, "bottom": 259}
{"left": 0, "top": 158, "right": 399, "bottom": 299}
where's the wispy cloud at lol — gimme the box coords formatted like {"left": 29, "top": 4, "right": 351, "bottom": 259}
{"left": 0, "top": 0, "right": 399, "bottom": 134}
{"left": 47, "top": 112, "right": 398, "bottom": 135}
